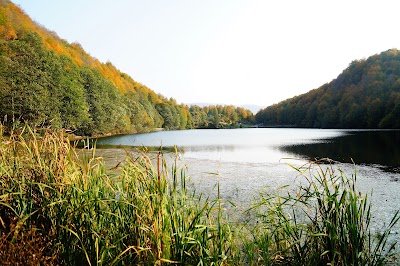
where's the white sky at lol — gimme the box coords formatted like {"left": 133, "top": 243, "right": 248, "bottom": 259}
{"left": 11, "top": 0, "right": 400, "bottom": 107}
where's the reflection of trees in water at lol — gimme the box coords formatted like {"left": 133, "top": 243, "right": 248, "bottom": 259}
{"left": 183, "top": 145, "right": 236, "bottom": 153}
{"left": 280, "top": 131, "right": 400, "bottom": 172}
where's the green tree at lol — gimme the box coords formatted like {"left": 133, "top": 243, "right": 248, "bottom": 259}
{"left": 0, "top": 32, "right": 56, "bottom": 127}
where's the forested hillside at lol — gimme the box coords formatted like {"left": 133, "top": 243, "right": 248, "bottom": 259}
{"left": 0, "top": 0, "right": 253, "bottom": 135}
{"left": 256, "top": 49, "right": 400, "bottom": 128}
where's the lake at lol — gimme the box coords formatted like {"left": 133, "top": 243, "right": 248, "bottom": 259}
{"left": 97, "top": 128, "right": 400, "bottom": 171}
{"left": 96, "top": 128, "right": 400, "bottom": 234}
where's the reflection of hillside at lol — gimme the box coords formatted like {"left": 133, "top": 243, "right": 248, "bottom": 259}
{"left": 280, "top": 131, "right": 400, "bottom": 172}
{"left": 183, "top": 145, "right": 236, "bottom": 153}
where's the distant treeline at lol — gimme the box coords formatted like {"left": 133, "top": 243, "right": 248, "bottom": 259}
{"left": 189, "top": 104, "right": 254, "bottom": 128}
{"left": 255, "top": 49, "right": 400, "bottom": 128}
{"left": 0, "top": 1, "right": 253, "bottom": 135}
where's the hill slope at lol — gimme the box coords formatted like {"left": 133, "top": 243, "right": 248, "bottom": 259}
{"left": 255, "top": 49, "right": 400, "bottom": 128}
{"left": 0, "top": 0, "right": 254, "bottom": 135}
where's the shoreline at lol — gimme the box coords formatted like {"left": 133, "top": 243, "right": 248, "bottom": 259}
{"left": 68, "top": 127, "right": 164, "bottom": 142}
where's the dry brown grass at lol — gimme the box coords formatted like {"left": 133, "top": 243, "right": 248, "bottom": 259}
{"left": 0, "top": 216, "right": 58, "bottom": 265}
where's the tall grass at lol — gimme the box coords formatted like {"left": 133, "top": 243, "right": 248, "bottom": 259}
{"left": 242, "top": 162, "right": 399, "bottom": 265}
{"left": 0, "top": 127, "right": 233, "bottom": 265}
{"left": 0, "top": 126, "right": 398, "bottom": 265}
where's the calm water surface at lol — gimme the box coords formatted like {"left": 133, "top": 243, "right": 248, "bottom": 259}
{"left": 98, "top": 128, "right": 400, "bottom": 170}
{"left": 97, "top": 128, "right": 400, "bottom": 235}
{"left": 98, "top": 128, "right": 346, "bottom": 164}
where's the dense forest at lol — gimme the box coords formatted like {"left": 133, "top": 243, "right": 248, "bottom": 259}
{"left": 0, "top": 0, "right": 253, "bottom": 136}
{"left": 255, "top": 49, "right": 400, "bottom": 128}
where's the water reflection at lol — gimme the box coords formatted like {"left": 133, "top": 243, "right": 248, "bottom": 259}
{"left": 96, "top": 129, "right": 400, "bottom": 171}
{"left": 183, "top": 145, "right": 236, "bottom": 153}
{"left": 280, "top": 130, "right": 400, "bottom": 172}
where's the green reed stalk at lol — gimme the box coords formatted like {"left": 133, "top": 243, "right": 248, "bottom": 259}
{"left": 0, "top": 127, "right": 234, "bottom": 265}
{"left": 243, "top": 161, "right": 399, "bottom": 265}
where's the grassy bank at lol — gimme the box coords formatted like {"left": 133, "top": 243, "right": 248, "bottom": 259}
{"left": 0, "top": 126, "right": 399, "bottom": 265}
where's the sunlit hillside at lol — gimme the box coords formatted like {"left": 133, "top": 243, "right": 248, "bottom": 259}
{"left": 0, "top": 0, "right": 254, "bottom": 135}
{"left": 256, "top": 49, "right": 400, "bottom": 128}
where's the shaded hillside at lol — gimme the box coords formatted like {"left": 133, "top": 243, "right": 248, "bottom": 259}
{"left": 256, "top": 49, "right": 400, "bottom": 128}
{"left": 0, "top": 0, "right": 253, "bottom": 135}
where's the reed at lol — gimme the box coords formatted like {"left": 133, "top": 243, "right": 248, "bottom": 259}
{"left": 242, "top": 161, "right": 399, "bottom": 265}
{"left": 0, "top": 127, "right": 233, "bottom": 265}
{"left": 0, "top": 127, "right": 398, "bottom": 265}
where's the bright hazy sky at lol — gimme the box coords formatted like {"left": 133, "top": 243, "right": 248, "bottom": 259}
{"left": 11, "top": 0, "right": 400, "bottom": 107}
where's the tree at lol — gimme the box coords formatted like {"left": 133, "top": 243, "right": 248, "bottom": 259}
{"left": 212, "top": 108, "right": 220, "bottom": 128}
{"left": 255, "top": 49, "right": 400, "bottom": 129}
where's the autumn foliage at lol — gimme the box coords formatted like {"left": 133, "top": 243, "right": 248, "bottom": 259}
{"left": 0, "top": 0, "right": 253, "bottom": 135}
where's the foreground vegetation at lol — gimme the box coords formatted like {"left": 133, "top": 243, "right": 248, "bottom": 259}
{"left": 0, "top": 127, "right": 399, "bottom": 265}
